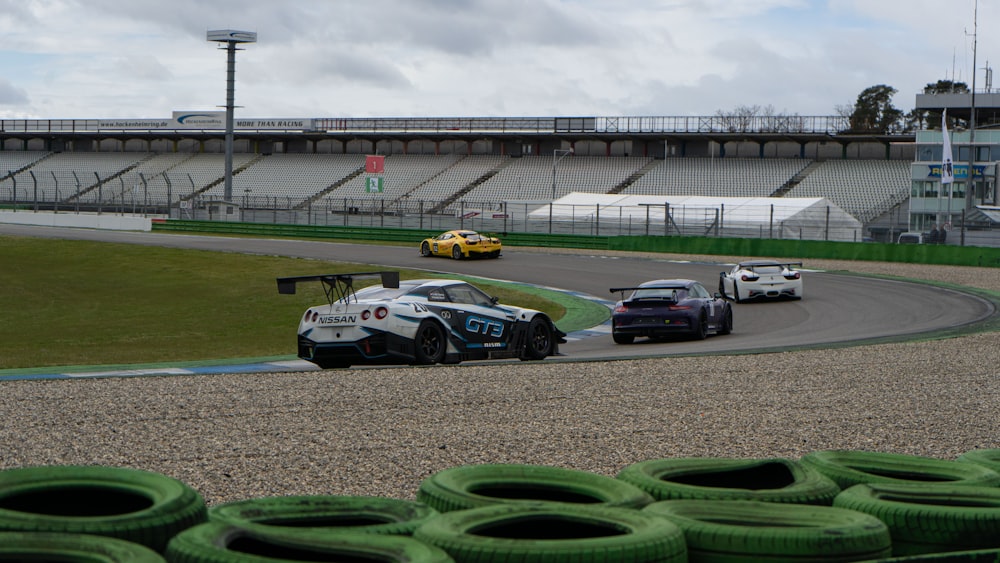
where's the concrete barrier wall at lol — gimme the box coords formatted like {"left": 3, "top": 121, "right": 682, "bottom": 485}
{"left": 0, "top": 211, "right": 152, "bottom": 231}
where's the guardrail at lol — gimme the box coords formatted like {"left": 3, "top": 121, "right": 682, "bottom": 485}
{"left": 151, "top": 219, "right": 1000, "bottom": 268}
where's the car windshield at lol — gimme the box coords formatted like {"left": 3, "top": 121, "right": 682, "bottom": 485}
{"left": 632, "top": 288, "right": 682, "bottom": 300}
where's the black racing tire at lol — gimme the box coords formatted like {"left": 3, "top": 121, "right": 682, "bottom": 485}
{"left": 0, "top": 465, "right": 207, "bottom": 553}
{"left": 692, "top": 310, "right": 708, "bottom": 340}
{"left": 420, "top": 242, "right": 432, "bottom": 257}
{"left": 416, "top": 463, "right": 654, "bottom": 513}
{"left": 643, "top": 499, "right": 891, "bottom": 561}
{"left": 414, "top": 503, "right": 687, "bottom": 563}
{"left": 167, "top": 522, "right": 453, "bottom": 563}
{"left": 414, "top": 321, "right": 446, "bottom": 365}
{"left": 451, "top": 245, "right": 462, "bottom": 260}
{"left": 612, "top": 331, "right": 635, "bottom": 345}
{"left": 957, "top": 448, "right": 1000, "bottom": 475}
{"left": 520, "top": 316, "right": 553, "bottom": 360}
{"left": 491, "top": 250, "right": 501, "bottom": 259}
{"left": 718, "top": 278, "right": 726, "bottom": 298}
{"left": 719, "top": 305, "right": 733, "bottom": 335}
{"left": 209, "top": 495, "right": 439, "bottom": 536}
{"left": 799, "top": 450, "right": 1000, "bottom": 490}
{"left": 833, "top": 482, "right": 1000, "bottom": 556}
{"left": 0, "top": 532, "right": 166, "bottom": 562}
{"left": 616, "top": 457, "right": 841, "bottom": 505}
{"left": 733, "top": 282, "right": 743, "bottom": 303}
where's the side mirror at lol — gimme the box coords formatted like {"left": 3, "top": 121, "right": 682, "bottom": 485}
{"left": 491, "top": 296, "right": 500, "bottom": 305}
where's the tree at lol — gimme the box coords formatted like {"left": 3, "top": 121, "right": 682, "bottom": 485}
{"left": 903, "top": 80, "right": 971, "bottom": 132}
{"left": 847, "top": 84, "right": 904, "bottom": 133}
{"left": 923, "top": 79, "right": 969, "bottom": 94}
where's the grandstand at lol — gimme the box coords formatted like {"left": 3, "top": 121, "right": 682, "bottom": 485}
{"left": 0, "top": 110, "right": 997, "bottom": 245}
{"left": 786, "top": 160, "right": 912, "bottom": 224}
{"left": 0, "top": 149, "right": 917, "bottom": 239}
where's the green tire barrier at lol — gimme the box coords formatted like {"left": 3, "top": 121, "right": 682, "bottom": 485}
{"left": 616, "top": 457, "right": 841, "bottom": 505}
{"left": 833, "top": 483, "right": 1000, "bottom": 556}
{"left": 413, "top": 503, "right": 687, "bottom": 563}
{"left": 0, "top": 465, "right": 207, "bottom": 553}
{"left": 642, "top": 499, "right": 892, "bottom": 562}
{"left": 415, "top": 463, "right": 654, "bottom": 513}
{"left": 209, "top": 495, "right": 438, "bottom": 536}
{"left": 956, "top": 448, "right": 1000, "bottom": 475}
{"left": 0, "top": 532, "right": 166, "bottom": 562}
{"left": 798, "top": 450, "right": 1000, "bottom": 490}
{"left": 167, "top": 521, "right": 454, "bottom": 562}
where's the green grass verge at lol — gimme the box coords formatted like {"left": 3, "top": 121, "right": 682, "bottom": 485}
{"left": 0, "top": 236, "right": 603, "bottom": 371}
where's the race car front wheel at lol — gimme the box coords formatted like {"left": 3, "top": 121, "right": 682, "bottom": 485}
{"left": 521, "top": 317, "right": 553, "bottom": 360}
{"left": 415, "top": 321, "right": 447, "bottom": 364}
{"left": 421, "top": 242, "right": 432, "bottom": 257}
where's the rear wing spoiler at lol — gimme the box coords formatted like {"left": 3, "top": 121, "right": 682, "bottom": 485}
{"left": 738, "top": 262, "right": 803, "bottom": 271}
{"left": 277, "top": 271, "right": 400, "bottom": 305}
{"left": 609, "top": 285, "right": 685, "bottom": 300}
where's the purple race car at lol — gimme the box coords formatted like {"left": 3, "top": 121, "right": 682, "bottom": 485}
{"left": 609, "top": 279, "right": 733, "bottom": 344}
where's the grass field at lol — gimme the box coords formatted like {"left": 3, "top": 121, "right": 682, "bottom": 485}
{"left": 0, "top": 236, "right": 564, "bottom": 370}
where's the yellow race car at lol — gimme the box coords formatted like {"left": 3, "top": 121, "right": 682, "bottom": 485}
{"left": 420, "top": 230, "right": 502, "bottom": 260}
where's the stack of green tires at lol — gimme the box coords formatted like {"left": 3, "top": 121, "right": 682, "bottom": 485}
{"left": 616, "top": 456, "right": 841, "bottom": 505}
{"left": 0, "top": 465, "right": 207, "bottom": 554}
{"left": 413, "top": 463, "right": 686, "bottom": 562}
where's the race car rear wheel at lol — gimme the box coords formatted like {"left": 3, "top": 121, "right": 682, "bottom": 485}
{"left": 415, "top": 321, "right": 447, "bottom": 364}
{"left": 733, "top": 283, "right": 743, "bottom": 303}
{"left": 421, "top": 242, "right": 432, "bottom": 257}
{"left": 521, "top": 317, "right": 553, "bottom": 360}
{"left": 692, "top": 311, "right": 708, "bottom": 340}
{"left": 452, "top": 246, "right": 463, "bottom": 260}
{"left": 719, "top": 306, "right": 733, "bottom": 335}
{"left": 612, "top": 331, "right": 634, "bottom": 345}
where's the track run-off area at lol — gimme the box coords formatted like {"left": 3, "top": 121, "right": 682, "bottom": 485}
{"left": 0, "top": 223, "right": 996, "bottom": 378}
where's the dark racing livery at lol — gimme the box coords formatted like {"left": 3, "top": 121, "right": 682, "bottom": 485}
{"left": 609, "top": 279, "right": 733, "bottom": 344}
{"left": 277, "top": 272, "right": 564, "bottom": 369}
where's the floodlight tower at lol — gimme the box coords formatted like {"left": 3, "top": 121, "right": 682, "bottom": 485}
{"left": 207, "top": 29, "right": 256, "bottom": 203}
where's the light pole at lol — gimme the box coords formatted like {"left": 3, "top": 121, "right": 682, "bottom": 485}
{"left": 207, "top": 29, "right": 256, "bottom": 204}
{"left": 552, "top": 147, "right": 573, "bottom": 201}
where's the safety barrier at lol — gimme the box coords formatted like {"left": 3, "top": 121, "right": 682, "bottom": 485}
{"left": 151, "top": 219, "right": 1000, "bottom": 268}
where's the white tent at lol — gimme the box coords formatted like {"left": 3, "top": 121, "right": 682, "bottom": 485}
{"left": 527, "top": 192, "right": 864, "bottom": 242}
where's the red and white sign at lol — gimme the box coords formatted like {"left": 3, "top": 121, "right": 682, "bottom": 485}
{"left": 365, "top": 155, "right": 385, "bottom": 174}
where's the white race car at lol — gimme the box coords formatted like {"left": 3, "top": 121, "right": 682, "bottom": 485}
{"left": 277, "top": 272, "right": 565, "bottom": 369}
{"left": 718, "top": 260, "right": 803, "bottom": 303}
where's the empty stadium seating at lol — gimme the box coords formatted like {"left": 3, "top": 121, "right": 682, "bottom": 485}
{"left": 0, "top": 150, "right": 916, "bottom": 230}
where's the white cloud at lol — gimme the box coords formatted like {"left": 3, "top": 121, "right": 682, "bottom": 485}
{"left": 0, "top": 0, "right": 993, "bottom": 119}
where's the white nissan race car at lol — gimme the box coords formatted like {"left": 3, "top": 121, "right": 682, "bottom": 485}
{"left": 277, "top": 272, "right": 565, "bottom": 369}
{"left": 718, "top": 260, "right": 804, "bottom": 303}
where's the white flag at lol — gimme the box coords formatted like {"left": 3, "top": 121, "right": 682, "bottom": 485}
{"left": 941, "top": 110, "right": 954, "bottom": 184}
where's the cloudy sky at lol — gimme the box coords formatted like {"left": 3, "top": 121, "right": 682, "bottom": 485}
{"left": 0, "top": 0, "right": 992, "bottom": 120}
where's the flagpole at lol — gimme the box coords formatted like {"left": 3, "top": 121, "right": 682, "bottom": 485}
{"left": 964, "top": 0, "right": 978, "bottom": 246}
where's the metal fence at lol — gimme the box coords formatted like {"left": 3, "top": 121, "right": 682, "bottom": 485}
{"left": 173, "top": 196, "right": 871, "bottom": 242}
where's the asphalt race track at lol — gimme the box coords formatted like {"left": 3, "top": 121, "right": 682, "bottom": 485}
{"left": 2, "top": 223, "right": 995, "bottom": 362}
